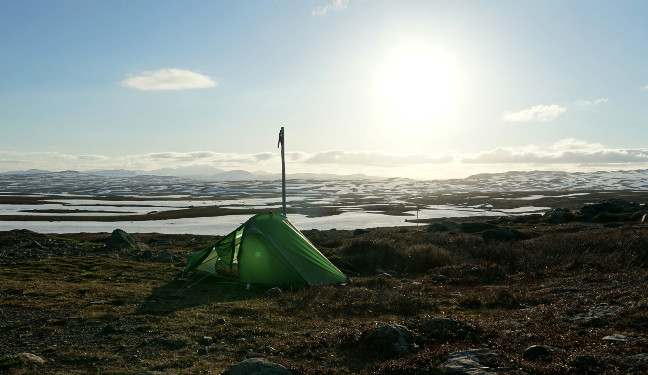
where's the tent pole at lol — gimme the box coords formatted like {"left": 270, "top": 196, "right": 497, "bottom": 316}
{"left": 278, "top": 127, "right": 286, "bottom": 216}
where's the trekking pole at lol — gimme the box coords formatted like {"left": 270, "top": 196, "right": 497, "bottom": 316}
{"left": 278, "top": 127, "right": 286, "bottom": 216}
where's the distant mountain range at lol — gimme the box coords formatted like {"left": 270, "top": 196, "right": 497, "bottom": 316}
{"left": 0, "top": 166, "right": 374, "bottom": 181}
{"left": 3, "top": 167, "right": 648, "bottom": 191}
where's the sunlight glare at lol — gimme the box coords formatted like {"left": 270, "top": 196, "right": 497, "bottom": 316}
{"left": 375, "top": 43, "right": 460, "bottom": 126}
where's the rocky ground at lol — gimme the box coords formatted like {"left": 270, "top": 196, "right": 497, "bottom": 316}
{"left": 1, "top": 198, "right": 648, "bottom": 374}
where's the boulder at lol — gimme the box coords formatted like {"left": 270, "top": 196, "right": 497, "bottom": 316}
{"left": 570, "top": 304, "right": 623, "bottom": 326}
{"left": 580, "top": 199, "right": 638, "bottom": 218}
{"left": 222, "top": 358, "right": 290, "bottom": 375}
{"left": 106, "top": 229, "right": 148, "bottom": 250}
{"left": 362, "top": 324, "right": 413, "bottom": 357}
{"left": 602, "top": 334, "right": 634, "bottom": 343}
{"left": 523, "top": 345, "right": 550, "bottom": 361}
{"left": 542, "top": 208, "right": 574, "bottom": 224}
{"left": 18, "top": 353, "right": 45, "bottom": 365}
{"left": 440, "top": 348, "right": 499, "bottom": 374}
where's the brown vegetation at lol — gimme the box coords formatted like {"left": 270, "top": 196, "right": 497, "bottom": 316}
{"left": 1, "top": 219, "right": 648, "bottom": 374}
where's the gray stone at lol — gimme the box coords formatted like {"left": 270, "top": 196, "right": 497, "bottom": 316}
{"left": 523, "top": 345, "right": 550, "bottom": 361}
{"left": 106, "top": 229, "right": 148, "bottom": 250}
{"left": 263, "top": 287, "right": 282, "bottom": 297}
{"left": 235, "top": 337, "right": 246, "bottom": 343}
{"left": 440, "top": 348, "right": 498, "bottom": 374}
{"left": 602, "top": 333, "right": 633, "bottom": 342}
{"left": 542, "top": 208, "right": 574, "bottom": 224}
{"left": 571, "top": 304, "right": 622, "bottom": 326}
{"left": 377, "top": 324, "right": 413, "bottom": 355}
{"left": 222, "top": 358, "right": 290, "bottom": 375}
{"left": 18, "top": 352, "right": 45, "bottom": 365}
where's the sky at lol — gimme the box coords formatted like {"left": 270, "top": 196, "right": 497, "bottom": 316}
{"left": 1, "top": 0, "right": 647, "bottom": 180}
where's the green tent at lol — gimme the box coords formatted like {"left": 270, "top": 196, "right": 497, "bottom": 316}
{"left": 185, "top": 212, "right": 348, "bottom": 286}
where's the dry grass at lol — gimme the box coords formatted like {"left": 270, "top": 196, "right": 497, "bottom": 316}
{"left": 1, "top": 223, "right": 648, "bottom": 374}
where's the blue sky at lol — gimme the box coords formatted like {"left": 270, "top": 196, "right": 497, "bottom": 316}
{"left": 1, "top": 0, "right": 647, "bottom": 179}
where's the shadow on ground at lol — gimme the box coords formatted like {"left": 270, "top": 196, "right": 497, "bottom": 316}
{"left": 134, "top": 276, "right": 268, "bottom": 315}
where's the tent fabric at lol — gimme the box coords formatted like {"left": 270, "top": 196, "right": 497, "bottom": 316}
{"left": 185, "top": 212, "right": 348, "bottom": 286}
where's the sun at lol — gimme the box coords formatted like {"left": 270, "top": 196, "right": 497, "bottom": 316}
{"left": 375, "top": 43, "right": 460, "bottom": 125}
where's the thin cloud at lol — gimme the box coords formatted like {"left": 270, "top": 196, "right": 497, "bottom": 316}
{"left": 574, "top": 98, "right": 608, "bottom": 107}
{"left": 503, "top": 104, "right": 567, "bottom": 122}
{"left": 304, "top": 150, "right": 455, "bottom": 165}
{"left": 3, "top": 142, "right": 648, "bottom": 178}
{"left": 462, "top": 139, "right": 648, "bottom": 164}
{"left": 120, "top": 68, "right": 216, "bottom": 91}
{"left": 312, "top": 0, "right": 349, "bottom": 16}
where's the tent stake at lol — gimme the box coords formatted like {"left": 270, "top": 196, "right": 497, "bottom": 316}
{"left": 278, "top": 127, "right": 286, "bottom": 216}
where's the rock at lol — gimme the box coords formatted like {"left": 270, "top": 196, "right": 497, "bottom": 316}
{"left": 216, "top": 317, "right": 226, "bottom": 325}
{"left": 264, "top": 287, "right": 283, "bottom": 297}
{"left": 460, "top": 222, "right": 497, "bottom": 233}
{"left": 427, "top": 223, "right": 449, "bottom": 232}
{"left": 106, "top": 229, "right": 148, "bottom": 250}
{"left": 571, "top": 304, "right": 623, "bottom": 326}
{"left": 222, "top": 358, "right": 291, "bottom": 375}
{"left": 440, "top": 348, "right": 498, "bottom": 374}
{"left": 523, "top": 345, "right": 550, "bottom": 361}
{"left": 18, "top": 352, "right": 45, "bottom": 365}
{"left": 197, "top": 346, "right": 208, "bottom": 355}
{"left": 373, "top": 324, "right": 413, "bottom": 356}
{"left": 602, "top": 333, "right": 633, "bottom": 342}
{"left": 580, "top": 199, "right": 638, "bottom": 218}
{"left": 543, "top": 207, "right": 575, "bottom": 224}
{"left": 642, "top": 213, "right": 647, "bottom": 223}
{"left": 481, "top": 227, "right": 527, "bottom": 241}
{"left": 353, "top": 229, "right": 369, "bottom": 235}
{"left": 140, "top": 250, "right": 153, "bottom": 259}
{"left": 234, "top": 337, "right": 246, "bottom": 344}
